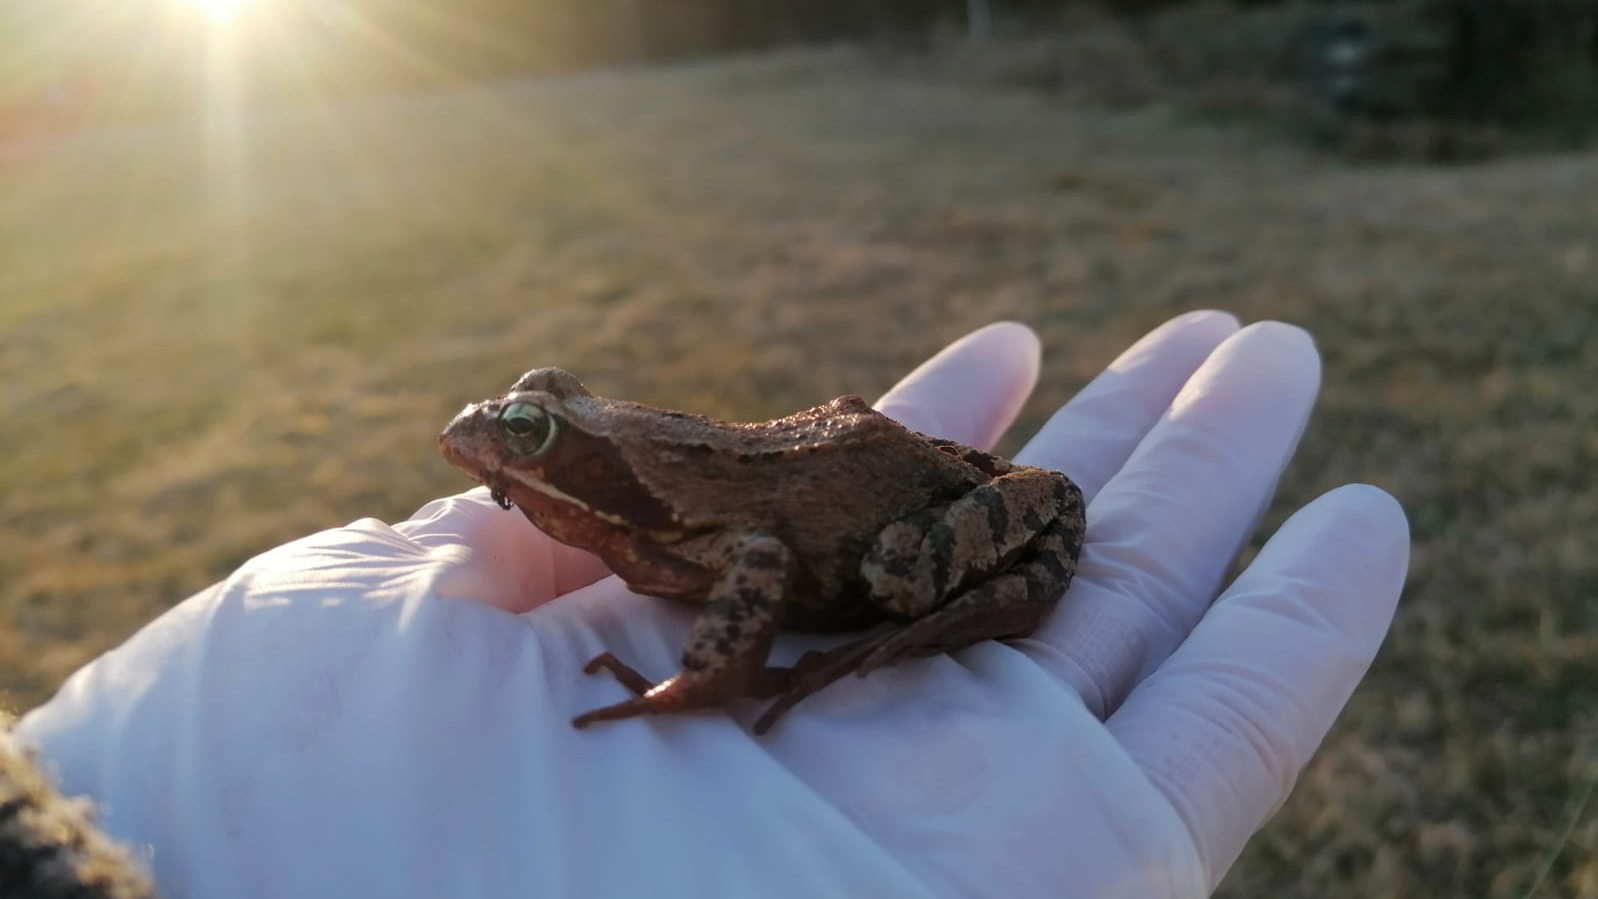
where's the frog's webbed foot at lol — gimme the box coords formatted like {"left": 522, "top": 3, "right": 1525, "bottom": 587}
{"left": 572, "top": 534, "right": 793, "bottom": 729}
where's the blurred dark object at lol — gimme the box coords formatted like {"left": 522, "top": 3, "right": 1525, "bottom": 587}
{"left": 1298, "top": 9, "right": 1381, "bottom": 114}
{"left": 1297, "top": 0, "right": 1598, "bottom": 157}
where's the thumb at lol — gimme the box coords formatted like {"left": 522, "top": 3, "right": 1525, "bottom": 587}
{"left": 397, "top": 489, "right": 611, "bottom": 611}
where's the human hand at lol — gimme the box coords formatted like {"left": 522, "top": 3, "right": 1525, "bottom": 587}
{"left": 17, "top": 311, "right": 1408, "bottom": 898}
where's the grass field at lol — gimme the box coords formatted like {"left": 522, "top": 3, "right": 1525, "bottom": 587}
{"left": 2, "top": 31, "right": 1595, "bottom": 898}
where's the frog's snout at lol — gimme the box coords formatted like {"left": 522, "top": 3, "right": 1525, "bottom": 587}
{"left": 438, "top": 401, "right": 497, "bottom": 473}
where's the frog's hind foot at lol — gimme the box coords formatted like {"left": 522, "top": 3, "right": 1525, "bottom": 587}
{"left": 857, "top": 563, "right": 1072, "bottom": 680}
{"left": 572, "top": 656, "right": 797, "bottom": 729}
{"left": 751, "top": 637, "right": 895, "bottom": 734}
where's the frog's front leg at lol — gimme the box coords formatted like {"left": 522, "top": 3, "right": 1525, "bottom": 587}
{"left": 571, "top": 533, "right": 794, "bottom": 729}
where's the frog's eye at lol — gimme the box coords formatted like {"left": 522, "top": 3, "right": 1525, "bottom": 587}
{"left": 498, "top": 402, "right": 559, "bottom": 456}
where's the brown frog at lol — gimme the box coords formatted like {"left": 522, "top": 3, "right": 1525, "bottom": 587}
{"left": 439, "top": 369, "right": 1085, "bottom": 733}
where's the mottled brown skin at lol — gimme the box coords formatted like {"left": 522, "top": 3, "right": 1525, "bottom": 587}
{"left": 439, "top": 368, "right": 1086, "bottom": 733}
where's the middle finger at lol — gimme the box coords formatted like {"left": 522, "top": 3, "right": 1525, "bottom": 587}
{"left": 1024, "top": 322, "right": 1321, "bottom": 717}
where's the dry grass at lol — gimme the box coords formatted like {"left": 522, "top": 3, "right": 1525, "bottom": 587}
{"left": 2, "top": 26, "right": 1595, "bottom": 899}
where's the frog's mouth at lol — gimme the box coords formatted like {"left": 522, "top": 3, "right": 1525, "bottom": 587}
{"left": 489, "top": 485, "right": 514, "bottom": 510}
{"left": 469, "top": 466, "right": 516, "bottom": 511}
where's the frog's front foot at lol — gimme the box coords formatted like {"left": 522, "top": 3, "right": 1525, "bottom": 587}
{"left": 580, "top": 652, "right": 656, "bottom": 696}
{"left": 572, "top": 650, "right": 800, "bottom": 728}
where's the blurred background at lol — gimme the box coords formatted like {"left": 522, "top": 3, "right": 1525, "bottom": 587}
{"left": 1, "top": 0, "right": 1594, "bottom": 894}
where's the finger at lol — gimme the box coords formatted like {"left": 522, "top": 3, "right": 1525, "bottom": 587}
{"left": 1027, "top": 322, "right": 1322, "bottom": 716}
{"left": 1107, "top": 484, "right": 1408, "bottom": 890}
{"left": 1015, "top": 309, "right": 1240, "bottom": 502}
{"left": 398, "top": 490, "right": 611, "bottom": 610}
{"left": 874, "top": 321, "right": 1040, "bottom": 449}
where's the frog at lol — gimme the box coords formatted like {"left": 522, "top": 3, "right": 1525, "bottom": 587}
{"left": 438, "top": 368, "right": 1086, "bottom": 733}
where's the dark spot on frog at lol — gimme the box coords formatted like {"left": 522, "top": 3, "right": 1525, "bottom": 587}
{"left": 870, "top": 544, "right": 916, "bottom": 579}
{"left": 928, "top": 522, "right": 957, "bottom": 597}
{"left": 1023, "top": 568, "right": 1055, "bottom": 605}
{"left": 1036, "top": 545, "right": 1071, "bottom": 582}
{"left": 743, "top": 548, "right": 785, "bottom": 569}
{"left": 981, "top": 490, "right": 1011, "bottom": 544}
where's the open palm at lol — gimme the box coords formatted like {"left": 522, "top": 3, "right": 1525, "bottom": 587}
{"left": 19, "top": 311, "right": 1407, "bottom": 898}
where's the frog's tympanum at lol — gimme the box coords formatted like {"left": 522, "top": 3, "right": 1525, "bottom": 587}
{"left": 439, "top": 369, "right": 1085, "bottom": 733}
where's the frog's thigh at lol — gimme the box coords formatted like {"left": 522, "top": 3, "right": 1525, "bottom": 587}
{"left": 863, "top": 468, "right": 1075, "bottom": 619}
{"left": 856, "top": 512, "right": 1081, "bottom": 675}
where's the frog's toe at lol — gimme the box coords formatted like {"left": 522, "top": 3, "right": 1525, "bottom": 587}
{"left": 752, "top": 637, "right": 891, "bottom": 733}
{"left": 855, "top": 625, "right": 932, "bottom": 675}
{"left": 570, "top": 673, "right": 717, "bottom": 728}
{"left": 572, "top": 695, "right": 656, "bottom": 728}
{"left": 582, "top": 652, "right": 655, "bottom": 695}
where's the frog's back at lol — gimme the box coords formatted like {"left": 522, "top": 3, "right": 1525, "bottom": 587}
{"left": 651, "top": 398, "right": 984, "bottom": 615}
{"left": 639, "top": 396, "right": 979, "bottom": 525}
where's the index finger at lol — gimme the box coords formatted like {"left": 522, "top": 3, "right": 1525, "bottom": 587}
{"left": 873, "top": 321, "right": 1042, "bottom": 447}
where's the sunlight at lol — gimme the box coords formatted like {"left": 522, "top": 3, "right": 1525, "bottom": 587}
{"left": 195, "top": 0, "right": 254, "bottom": 312}
{"left": 183, "top": 0, "right": 251, "bottom": 21}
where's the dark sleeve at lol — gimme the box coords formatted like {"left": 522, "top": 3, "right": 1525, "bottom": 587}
{"left": 0, "top": 727, "right": 159, "bottom": 899}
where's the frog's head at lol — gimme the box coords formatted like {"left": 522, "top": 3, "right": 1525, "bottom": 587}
{"left": 438, "top": 368, "right": 676, "bottom": 528}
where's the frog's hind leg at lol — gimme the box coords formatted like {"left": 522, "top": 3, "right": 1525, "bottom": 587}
{"left": 750, "top": 515, "right": 1080, "bottom": 735}
{"left": 572, "top": 534, "right": 794, "bottom": 729}
{"left": 862, "top": 466, "right": 1082, "bottom": 619}
{"left": 854, "top": 511, "right": 1082, "bottom": 676}
{"left": 754, "top": 469, "right": 1085, "bottom": 733}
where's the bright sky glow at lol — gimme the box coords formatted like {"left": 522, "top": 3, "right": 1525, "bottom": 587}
{"left": 183, "top": 0, "right": 251, "bottom": 20}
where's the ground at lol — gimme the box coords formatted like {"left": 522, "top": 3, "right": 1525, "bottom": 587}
{"left": 1, "top": 31, "right": 1594, "bottom": 899}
